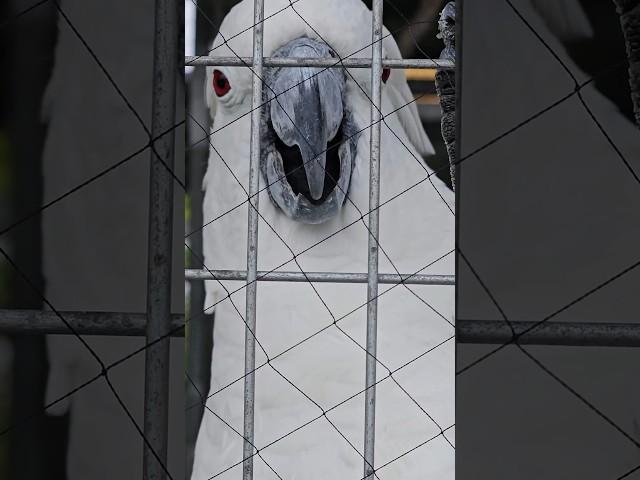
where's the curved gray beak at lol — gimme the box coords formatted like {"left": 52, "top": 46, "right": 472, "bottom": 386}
{"left": 267, "top": 41, "right": 344, "bottom": 201}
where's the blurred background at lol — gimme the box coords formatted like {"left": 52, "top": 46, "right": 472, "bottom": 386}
{"left": 1, "top": 1, "right": 184, "bottom": 479}
{"left": 457, "top": 0, "right": 639, "bottom": 478}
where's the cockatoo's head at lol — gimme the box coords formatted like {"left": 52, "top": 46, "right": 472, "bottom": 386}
{"left": 206, "top": 0, "right": 435, "bottom": 224}
{"left": 259, "top": 37, "right": 359, "bottom": 224}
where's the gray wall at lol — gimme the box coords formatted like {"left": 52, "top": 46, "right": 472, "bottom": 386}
{"left": 41, "top": 0, "right": 185, "bottom": 478}
{"left": 457, "top": 0, "right": 640, "bottom": 478}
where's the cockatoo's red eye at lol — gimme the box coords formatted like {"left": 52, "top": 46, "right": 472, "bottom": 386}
{"left": 381, "top": 67, "right": 391, "bottom": 83}
{"left": 213, "top": 70, "right": 231, "bottom": 97}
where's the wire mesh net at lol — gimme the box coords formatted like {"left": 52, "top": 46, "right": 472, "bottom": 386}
{"left": 0, "top": 0, "right": 638, "bottom": 479}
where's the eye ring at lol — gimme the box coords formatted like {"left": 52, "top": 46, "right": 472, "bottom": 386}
{"left": 382, "top": 67, "right": 391, "bottom": 83}
{"left": 213, "top": 70, "right": 231, "bottom": 97}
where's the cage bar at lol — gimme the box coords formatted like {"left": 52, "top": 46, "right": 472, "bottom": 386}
{"left": 457, "top": 320, "right": 640, "bottom": 347}
{"left": 242, "top": 0, "right": 265, "bottom": 478}
{"left": 363, "top": 1, "right": 384, "bottom": 478}
{"left": 2, "top": 309, "right": 639, "bottom": 347}
{"left": 142, "top": 0, "right": 177, "bottom": 477}
{"left": 185, "top": 269, "right": 455, "bottom": 285}
{"left": 185, "top": 56, "right": 455, "bottom": 69}
{"left": 0, "top": 310, "right": 184, "bottom": 336}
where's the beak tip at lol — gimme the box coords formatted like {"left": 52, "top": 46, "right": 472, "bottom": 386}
{"left": 310, "top": 189, "right": 324, "bottom": 201}
{"left": 303, "top": 153, "right": 328, "bottom": 202}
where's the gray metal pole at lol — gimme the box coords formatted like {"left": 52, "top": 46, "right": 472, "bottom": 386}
{"left": 3, "top": 309, "right": 640, "bottom": 347}
{"left": 0, "top": 310, "right": 184, "bottom": 336}
{"left": 143, "top": 0, "right": 177, "bottom": 477}
{"left": 185, "top": 56, "right": 455, "bottom": 69}
{"left": 185, "top": 269, "right": 455, "bottom": 285}
{"left": 243, "top": 0, "right": 265, "bottom": 478}
{"left": 364, "top": 1, "right": 384, "bottom": 478}
{"left": 457, "top": 320, "right": 640, "bottom": 347}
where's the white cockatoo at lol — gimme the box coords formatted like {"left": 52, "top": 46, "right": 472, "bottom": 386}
{"left": 192, "top": 1, "right": 455, "bottom": 479}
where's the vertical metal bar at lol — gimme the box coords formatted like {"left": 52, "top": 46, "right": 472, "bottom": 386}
{"left": 243, "top": 0, "right": 265, "bottom": 479}
{"left": 364, "top": 1, "right": 384, "bottom": 479}
{"left": 143, "top": 0, "right": 177, "bottom": 478}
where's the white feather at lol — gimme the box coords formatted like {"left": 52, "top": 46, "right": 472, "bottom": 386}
{"left": 382, "top": 29, "right": 436, "bottom": 157}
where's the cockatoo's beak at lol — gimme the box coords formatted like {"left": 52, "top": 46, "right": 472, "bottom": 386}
{"left": 268, "top": 40, "right": 344, "bottom": 202}
{"left": 261, "top": 37, "right": 359, "bottom": 224}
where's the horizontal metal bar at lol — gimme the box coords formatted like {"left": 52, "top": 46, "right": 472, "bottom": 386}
{"left": 457, "top": 320, "right": 640, "bottom": 347}
{"left": 185, "top": 56, "right": 455, "bottom": 70}
{"left": 2, "top": 310, "right": 637, "bottom": 347}
{"left": 185, "top": 269, "right": 455, "bottom": 285}
{"left": 0, "top": 309, "right": 185, "bottom": 336}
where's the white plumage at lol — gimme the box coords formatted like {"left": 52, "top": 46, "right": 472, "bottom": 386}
{"left": 192, "top": 1, "right": 454, "bottom": 478}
